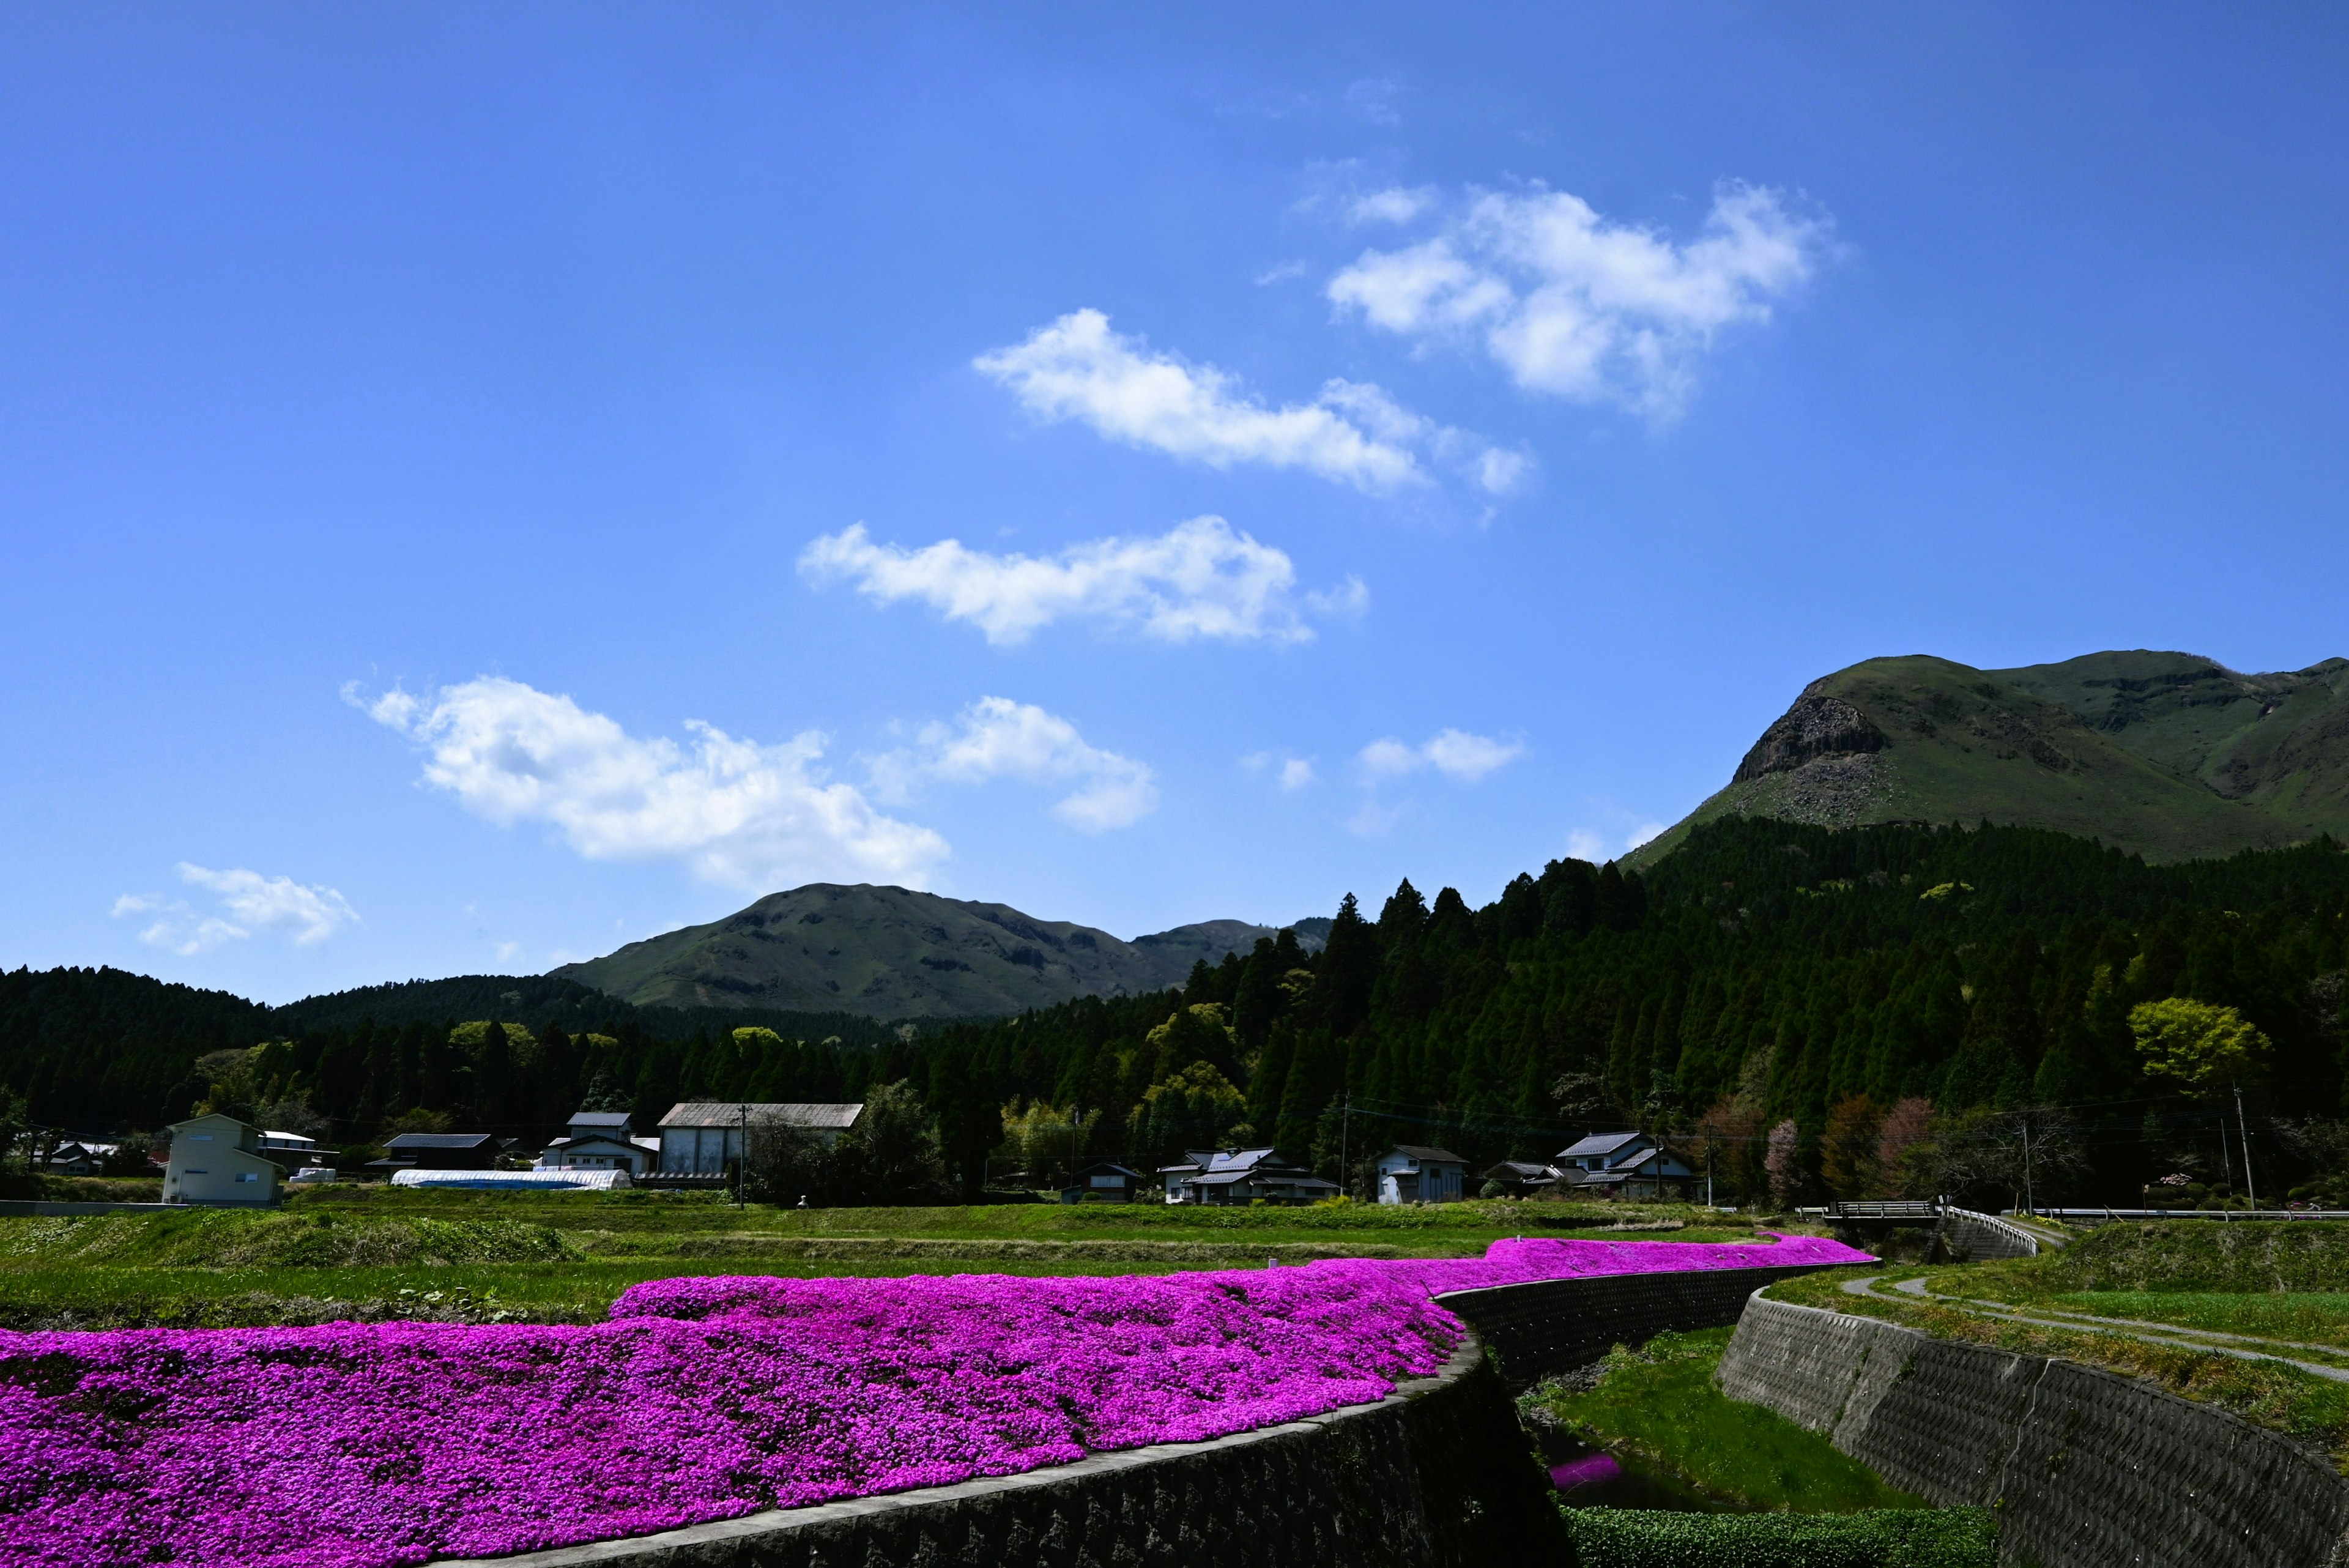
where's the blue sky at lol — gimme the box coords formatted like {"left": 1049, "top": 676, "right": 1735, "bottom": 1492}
{"left": 6, "top": 5, "right": 2347, "bottom": 1003}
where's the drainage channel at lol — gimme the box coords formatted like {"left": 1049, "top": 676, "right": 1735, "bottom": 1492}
{"left": 1529, "top": 1427, "right": 1755, "bottom": 1513}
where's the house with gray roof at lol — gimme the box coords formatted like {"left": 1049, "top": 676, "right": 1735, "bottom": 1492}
{"left": 1554, "top": 1130, "right": 1697, "bottom": 1200}
{"left": 538, "top": 1108, "right": 661, "bottom": 1176}
{"left": 1158, "top": 1146, "right": 1340, "bottom": 1206}
{"left": 368, "top": 1132, "right": 503, "bottom": 1174}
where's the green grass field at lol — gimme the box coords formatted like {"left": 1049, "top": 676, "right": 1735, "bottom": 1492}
{"left": 1521, "top": 1327, "right": 1930, "bottom": 1513}
{"left": 0, "top": 1191, "right": 1761, "bottom": 1327}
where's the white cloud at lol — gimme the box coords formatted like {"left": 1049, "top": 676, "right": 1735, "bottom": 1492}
{"left": 974, "top": 309, "right": 1526, "bottom": 496}
{"left": 1564, "top": 829, "right": 1611, "bottom": 863}
{"left": 352, "top": 677, "right": 949, "bottom": 888}
{"left": 1345, "top": 799, "right": 1410, "bottom": 838}
{"left": 1343, "top": 76, "right": 1404, "bottom": 127}
{"left": 113, "top": 865, "right": 358, "bottom": 956}
{"left": 1357, "top": 727, "right": 1525, "bottom": 784}
{"left": 800, "top": 516, "right": 1365, "bottom": 646}
{"left": 1422, "top": 729, "right": 1525, "bottom": 781}
{"left": 1347, "top": 186, "right": 1436, "bottom": 225}
{"left": 1242, "top": 752, "right": 1318, "bottom": 792}
{"left": 1254, "top": 259, "right": 1311, "bottom": 286}
{"left": 872, "top": 697, "right": 1157, "bottom": 833}
{"left": 1356, "top": 737, "right": 1423, "bottom": 782}
{"left": 1329, "top": 181, "right": 1830, "bottom": 419}
{"left": 1565, "top": 820, "right": 1668, "bottom": 863}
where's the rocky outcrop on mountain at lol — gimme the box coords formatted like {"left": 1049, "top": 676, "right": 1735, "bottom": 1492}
{"left": 1638, "top": 650, "right": 2349, "bottom": 866}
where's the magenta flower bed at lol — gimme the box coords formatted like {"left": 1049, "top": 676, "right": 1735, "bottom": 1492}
{"left": 0, "top": 1232, "right": 1869, "bottom": 1568}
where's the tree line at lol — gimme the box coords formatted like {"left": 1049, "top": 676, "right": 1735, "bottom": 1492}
{"left": 917, "top": 819, "right": 2349, "bottom": 1207}
{"left": 6, "top": 817, "right": 2346, "bottom": 1207}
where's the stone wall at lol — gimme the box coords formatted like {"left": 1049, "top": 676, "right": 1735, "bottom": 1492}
{"left": 1720, "top": 1293, "right": 2349, "bottom": 1568}
{"left": 1434, "top": 1263, "right": 1842, "bottom": 1386}
{"left": 431, "top": 1329, "right": 1566, "bottom": 1568}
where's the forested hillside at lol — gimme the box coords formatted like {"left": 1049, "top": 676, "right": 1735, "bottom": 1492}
{"left": 7, "top": 818, "right": 2345, "bottom": 1206}
{"left": 921, "top": 819, "right": 2349, "bottom": 1206}
{"left": 547, "top": 882, "right": 1315, "bottom": 1018}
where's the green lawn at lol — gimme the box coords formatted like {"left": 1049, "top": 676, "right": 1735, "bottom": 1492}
{"left": 1521, "top": 1328, "right": 1931, "bottom": 1513}
{"left": 2034, "top": 1290, "right": 2349, "bottom": 1346}
{"left": 0, "top": 1192, "right": 1765, "bottom": 1327}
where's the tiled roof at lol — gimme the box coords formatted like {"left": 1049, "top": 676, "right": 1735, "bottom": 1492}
{"left": 384, "top": 1133, "right": 500, "bottom": 1150}
{"left": 1389, "top": 1145, "right": 1467, "bottom": 1164}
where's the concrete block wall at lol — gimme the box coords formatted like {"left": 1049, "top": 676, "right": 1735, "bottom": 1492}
{"left": 1433, "top": 1263, "right": 1842, "bottom": 1386}
{"left": 1720, "top": 1294, "right": 2349, "bottom": 1568}
{"left": 431, "top": 1329, "right": 1567, "bottom": 1568}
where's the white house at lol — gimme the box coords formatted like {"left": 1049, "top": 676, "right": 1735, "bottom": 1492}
{"left": 161, "top": 1113, "right": 284, "bottom": 1206}
{"left": 1376, "top": 1145, "right": 1469, "bottom": 1205}
{"left": 657, "top": 1102, "right": 864, "bottom": 1174}
{"left": 538, "top": 1109, "right": 661, "bottom": 1176}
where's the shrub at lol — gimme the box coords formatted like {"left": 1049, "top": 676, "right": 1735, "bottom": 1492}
{"left": 1561, "top": 1507, "right": 1997, "bottom": 1568}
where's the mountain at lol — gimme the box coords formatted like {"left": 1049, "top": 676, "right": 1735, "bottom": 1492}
{"left": 547, "top": 884, "right": 1320, "bottom": 1018}
{"left": 1635, "top": 650, "right": 2349, "bottom": 865}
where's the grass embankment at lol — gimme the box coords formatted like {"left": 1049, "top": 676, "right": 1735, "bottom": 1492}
{"left": 0, "top": 1193, "right": 1764, "bottom": 1328}
{"left": 1767, "top": 1220, "right": 2349, "bottom": 1464}
{"left": 1522, "top": 1328, "right": 1928, "bottom": 1512}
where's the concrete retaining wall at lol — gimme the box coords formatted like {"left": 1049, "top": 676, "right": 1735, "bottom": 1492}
{"left": 1434, "top": 1263, "right": 1842, "bottom": 1386}
{"left": 431, "top": 1328, "right": 1565, "bottom": 1568}
{"left": 1720, "top": 1293, "right": 2349, "bottom": 1568}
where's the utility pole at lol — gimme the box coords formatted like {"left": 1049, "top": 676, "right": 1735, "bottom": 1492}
{"left": 2235, "top": 1083, "right": 2258, "bottom": 1214}
{"left": 1069, "top": 1107, "right": 1084, "bottom": 1189}
{"left": 2218, "top": 1109, "right": 2235, "bottom": 1216}
{"left": 736, "top": 1102, "right": 748, "bottom": 1210}
{"left": 1338, "top": 1092, "right": 1351, "bottom": 1200}
{"left": 2021, "top": 1114, "right": 2035, "bottom": 1219}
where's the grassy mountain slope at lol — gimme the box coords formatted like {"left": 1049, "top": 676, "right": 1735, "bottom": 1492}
{"left": 547, "top": 884, "right": 1304, "bottom": 1018}
{"left": 1636, "top": 650, "right": 2348, "bottom": 865}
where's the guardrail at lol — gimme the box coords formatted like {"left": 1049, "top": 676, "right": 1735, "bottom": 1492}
{"left": 1798, "top": 1200, "right": 2039, "bottom": 1258}
{"left": 1939, "top": 1205, "right": 2039, "bottom": 1257}
{"left": 2034, "top": 1207, "right": 2349, "bottom": 1222}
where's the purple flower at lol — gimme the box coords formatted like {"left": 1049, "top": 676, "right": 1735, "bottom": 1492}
{"left": 0, "top": 1233, "right": 1869, "bottom": 1567}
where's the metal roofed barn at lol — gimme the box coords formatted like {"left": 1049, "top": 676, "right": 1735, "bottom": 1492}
{"left": 657, "top": 1101, "right": 865, "bottom": 1176}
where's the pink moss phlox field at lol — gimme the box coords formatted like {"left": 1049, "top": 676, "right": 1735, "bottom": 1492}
{"left": 0, "top": 1232, "right": 1872, "bottom": 1568}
